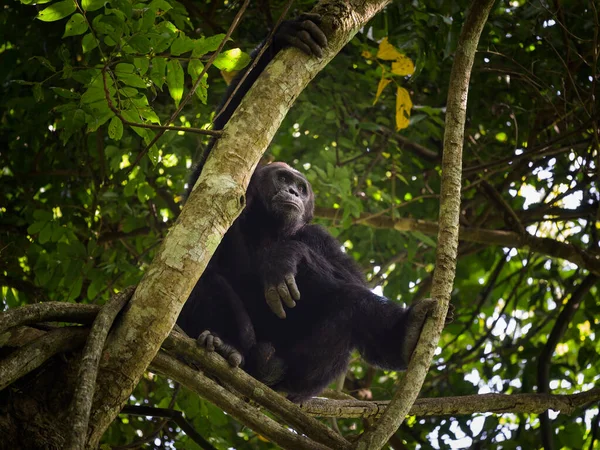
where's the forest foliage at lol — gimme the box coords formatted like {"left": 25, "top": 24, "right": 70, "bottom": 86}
{"left": 1, "top": 0, "right": 599, "bottom": 448}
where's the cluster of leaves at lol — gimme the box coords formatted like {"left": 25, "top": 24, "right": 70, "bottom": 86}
{"left": 1, "top": 0, "right": 600, "bottom": 448}
{"left": 366, "top": 37, "right": 415, "bottom": 130}
{"left": 21, "top": 0, "right": 249, "bottom": 162}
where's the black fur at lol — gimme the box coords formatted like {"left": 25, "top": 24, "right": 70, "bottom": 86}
{"left": 177, "top": 14, "right": 439, "bottom": 402}
{"left": 178, "top": 163, "right": 436, "bottom": 402}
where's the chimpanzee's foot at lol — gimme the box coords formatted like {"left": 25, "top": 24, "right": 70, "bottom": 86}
{"left": 197, "top": 330, "right": 243, "bottom": 367}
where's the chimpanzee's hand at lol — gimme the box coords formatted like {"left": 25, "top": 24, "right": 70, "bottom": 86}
{"left": 264, "top": 274, "right": 301, "bottom": 319}
{"left": 274, "top": 13, "right": 328, "bottom": 57}
{"left": 401, "top": 298, "right": 454, "bottom": 362}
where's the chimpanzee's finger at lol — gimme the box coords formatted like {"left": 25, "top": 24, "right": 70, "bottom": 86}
{"left": 300, "top": 19, "right": 328, "bottom": 48}
{"left": 265, "top": 287, "right": 287, "bottom": 319}
{"left": 285, "top": 274, "right": 301, "bottom": 301}
{"left": 277, "top": 283, "right": 296, "bottom": 308}
{"left": 197, "top": 330, "right": 210, "bottom": 346}
{"left": 227, "top": 351, "right": 243, "bottom": 367}
{"left": 282, "top": 35, "right": 313, "bottom": 55}
{"left": 206, "top": 334, "right": 215, "bottom": 352}
{"left": 296, "top": 30, "right": 324, "bottom": 57}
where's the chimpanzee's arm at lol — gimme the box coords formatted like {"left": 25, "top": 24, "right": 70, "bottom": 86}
{"left": 188, "top": 14, "right": 327, "bottom": 190}
{"left": 213, "top": 14, "right": 327, "bottom": 131}
{"left": 257, "top": 240, "right": 315, "bottom": 319}
{"left": 352, "top": 296, "right": 439, "bottom": 370}
{"left": 296, "top": 224, "right": 367, "bottom": 284}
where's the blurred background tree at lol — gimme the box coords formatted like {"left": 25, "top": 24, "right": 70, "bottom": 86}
{"left": 1, "top": 0, "right": 599, "bottom": 448}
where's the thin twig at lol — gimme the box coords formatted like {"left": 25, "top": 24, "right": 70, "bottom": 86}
{"left": 118, "top": 402, "right": 217, "bottom": 450}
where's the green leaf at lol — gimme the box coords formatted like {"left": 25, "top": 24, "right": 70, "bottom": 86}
{"left": 166, "top": 59, "right": 184, "bottom": 107}
{"left": 148, "top": 145, "right": 159, "bottom": 166}
{"left": 413, "top": 231, "right": 437, "bottom": 248}
{"left": 81, "top": 76, "right": 115, "bottom": 104}
{"left": 30, "top": 56, "right": 56, "bottom": 72}
{"left": 39, "top": 223, "right": 53, "bottom": 244}
{"left": 117, "top": 72, "right": 147, "bottom": 89}
{"left": 27, "top": 222, "right": 47, "bottom": 234}
{"left": 66, "top": 276, "right": 83, "bottom": 302}
{"left": 82, "top": 0, "right": 105, "bottom": 12}
{"left": 139, "top": 9, "right": 156, "bottom": 31}
{"left": 82, "top": 33, "right": 99, "bottom": 53}
{"left": 192, "top": 34, "right": 226, "bottom": 57}
{"left": 51, "top": 87, "right": 80, "bottom": 99}
{"left": 134, "top": 57, "right": 149, "bottom": 75}
{"left": 51, "top": 226, "right": 65, "bottom": 242}
{"left": 151, "top": 21, "right": 177, "bottom": 53}
{"left": 121, "top": 108, "right": 142, "bottom": 124}
{"left": 63, "top": 13, "right": 88, "bottom": 37}
{"left": 188, "top": 60, "right": 207, "bottom": 104}
{"left": 37, "top": 1, "right": 76, "bottom": 22}
{"left": 212, "top": 48, "right": 250, "bottom": 72}
{"left": 87, "top": 277, "right": 103, "bottom": 301}
{"left": 33, "top": 83, "right": 44, "bottom": 102}
{"left": 150, "top": 57, "right": 167, "bottom": 89}
{"left": 171, "top": 35, "right": 195, "bottom": 56}
{"left": 127, "top": 36, "right": 151, "bottom": 53}
{"left": 147, "top": 0, "right": 172, "bottom": 11}
{"left": 108, "top": 116, "right": 124, "bottom": 140}
{"left": 115, "top": 63, "right": 135, "bottom": 74}
{"left": 118, "top": 87, "right": 138, "bottom": 97}
{"left": 109, "top": 0, "right": 132, "bottom": 18}
{"left": 83, "top": 96, "right": 115, "bottom": 132}
{"left": 137, "top": 183, "right": 155, "bottom": 203}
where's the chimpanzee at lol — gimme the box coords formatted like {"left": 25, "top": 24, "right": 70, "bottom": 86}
{"left": 177, "top": 14, "right": 442, "bottom": 402}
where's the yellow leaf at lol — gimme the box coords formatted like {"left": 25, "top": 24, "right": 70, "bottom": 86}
{"left": 395, "top": 87, "right": 413, "bottom": 130}
{"left": 377, "top": 37, "right": 404, "bottom": 61}
{"left": 373, "top": 74, "right": 391, "bottom": 105}
{"left": 362, "top": 50, "right": 373, "bottom": 59}
{"left": 220, "top": 69, "right": 239, "bottom": 86}
{"left": 391, "top": 56, "right": 415, "bottom": 76}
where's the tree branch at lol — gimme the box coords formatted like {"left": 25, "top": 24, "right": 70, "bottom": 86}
{"left": 162, "top": 331, "right": 350, "bottom": 449}
{"left": 355, "top": 1, "right": 496, "bottom": 447}
{"left": 314, "top": 207, "right": 600, "bottom": 275}
{"left": 0, "top": 327, "right": 88, "bottom": 390}
{"left": 0, "top": 302, "right": 100, "bottom": 335}
{"left": 66, "top": 287, "right": 135, "bottom": 450}
{"left": 301, "top": 389, "right": 600, "bottom": 418}
{"left": 150, "top": 352, "right": 333, "bottom": 450}
{"left": 537, "top": 274, "right": 598, "bottom": 450}
{"left": 120, "top": 404, "right": 216, "bottom": 450}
